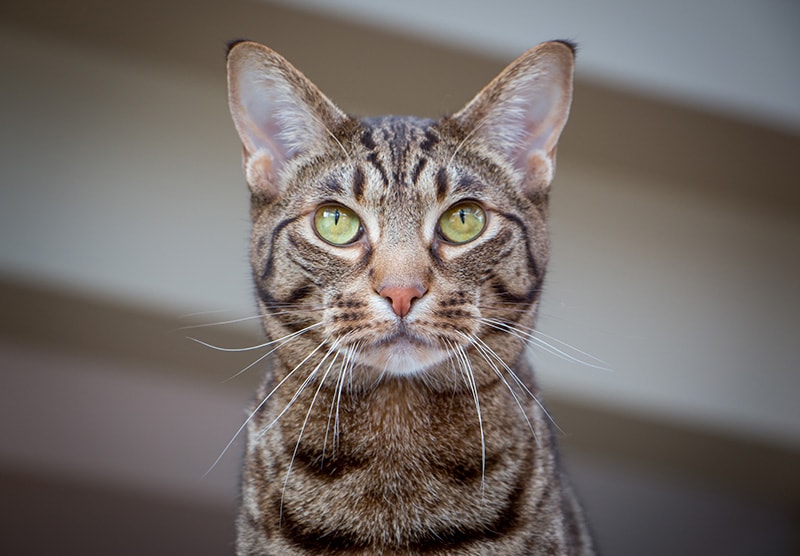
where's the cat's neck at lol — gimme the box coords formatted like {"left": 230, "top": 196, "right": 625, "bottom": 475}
{"left": 266, "top": 355, "right": 545, "bottom": 467}
{"left": 259, "top": 357, "right": 555, "bottom": 550}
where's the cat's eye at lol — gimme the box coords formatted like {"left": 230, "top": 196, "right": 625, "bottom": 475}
{"left": 438, "top": 202, "right": 486, "bottom": 244}
{"left": 314, "top": 204, "right": 362, "bottom": 246}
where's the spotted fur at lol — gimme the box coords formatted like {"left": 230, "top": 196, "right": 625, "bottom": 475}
{"left": 227, "top": 40, "right": 594, "bottom": 555}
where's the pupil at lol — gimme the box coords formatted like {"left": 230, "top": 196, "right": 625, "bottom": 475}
{"left": 459, "top": 208, "right": 466, "bottom": 225}
{"left": 334, "top": 208, "right": 340, "bottom": 226}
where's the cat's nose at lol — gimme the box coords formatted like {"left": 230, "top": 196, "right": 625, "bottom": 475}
{"left": 379, "top": 285, "right": 426, "bottom": 317}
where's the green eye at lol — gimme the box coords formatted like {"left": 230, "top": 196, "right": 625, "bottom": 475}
{"left": 314, "top": 205, "right": 361, "bottom": 245}
{"left": 438, "top": 202, "right": 486, "bottom": 244}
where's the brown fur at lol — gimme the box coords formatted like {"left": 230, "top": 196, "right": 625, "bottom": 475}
{"left": 227, "top": 40, "right": 595, "bottom": 555}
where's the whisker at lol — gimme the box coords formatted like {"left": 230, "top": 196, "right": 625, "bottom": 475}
{"left": 476, "top": 304, "right": 536, "bottom": 315}
{"left": 322, "top": 363, "right": 343, "bottom": 463}
{"left": 222, "top": 324, "right": 323, "bottom": 382}
{"left": 333, "top": 342, "right": 362, "bottom": 438}
{"left": 259, "top": 337, "right": 337, "bottom": 437}
{"left": 335, "top": 341, "right": 360, "bottom": 449}
{"left": 179, "top": 308, "right": 234, "bottom": 319}
{"left": 480, "top": 317, "right": 611, "bottom": 371}
{"left": 323, "top": 338, "right": 357, "bottom": 462}
{"left": 467, "top": 326, "right": 565, "bottom": 436}
{"left": 261, "top": 308, "right": 324, "bottom": 318}
{"left": 447, "top": 117, "right": 488, "bottom": 169}
{"left": 260, "top": 302, "right": 324, "bottom": 309}
{"left": 447, "top": 338, "right": 485, "bottom": 500}
{"left": 263, "top": 308, "right": 326, "bottom": 318}
{"left": 457, "top": 331, "right": 538, "bottom": 444}
{"left": 529, "top": 328, "right": 610, "bottom": 369}
{"left": 188, "top": 322, "right": 324, "bottom": 352}
{"left": 476, "top": 297, "right": 544, "bottom": 307}
{"left": 176, "top": 314, "right": 265, "bottom": 331}
{"left": 442, "top": 341, "right": 465, "bottom": 394}
{"left": 178, "top": 304, "right": 324, "bottom": 331}
{"left": 280, "top": 338, "right": 343, "bottom": 522}
{"left": 323, "top": 124, "right": 351, "bottom": 161}
{"left": 201, "top": 335, "right": 328, "bottom": 478}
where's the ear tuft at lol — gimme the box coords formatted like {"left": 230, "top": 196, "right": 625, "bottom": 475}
{"left": 227, "top": 41, "right": 347, "bottom": 198}
{"left": 226, "top": 39, "right": 250, "bottom": 57}
{"left": 552, "top": 39, "right": 578, "bottom": 55}
{"left": 453, "top": 41, "right": 575, "bottom": 195}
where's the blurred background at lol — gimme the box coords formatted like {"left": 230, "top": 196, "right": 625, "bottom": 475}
{"left": 1, "top": 1, "right": 798, "bottom": 554}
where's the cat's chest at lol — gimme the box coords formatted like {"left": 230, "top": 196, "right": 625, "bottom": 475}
{"left": 268, "top": 377, "right": 524, "bottom": 473}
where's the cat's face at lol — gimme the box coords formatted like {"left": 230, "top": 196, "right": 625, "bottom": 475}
{"left": 228, "top": 41, "right": 573, "bottom": 385}
{"left": 250, "top": 118, "right": 548, "bottom": 378}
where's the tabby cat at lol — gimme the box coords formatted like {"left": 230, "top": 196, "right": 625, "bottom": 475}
{"left": 226, "top": 39, "right": 594, "bottom": 555}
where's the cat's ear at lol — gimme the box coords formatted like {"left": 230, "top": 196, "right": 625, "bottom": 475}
{"left": 227, "top": 41, "right": 348, "bottom": 198}
{"left": 453, "top": 41, "right": 575, "bottom": 194}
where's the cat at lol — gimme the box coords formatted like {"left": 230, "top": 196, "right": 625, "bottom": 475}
{"left": 226, "top": 39, "right": 594, "bottom": 555}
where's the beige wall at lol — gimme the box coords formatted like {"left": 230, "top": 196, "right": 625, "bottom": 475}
{"left": 2, "top": 17, "right": 797, "bottom": 447}
{"left": 1, "top": 2, "right": 798, "bottom": 553}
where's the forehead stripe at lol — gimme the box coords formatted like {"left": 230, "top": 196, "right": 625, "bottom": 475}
{"left": 411, "top": 157, "right": 428, "bottom": 186}
{"left": 352, "top": 166, "right": 365, "bottom": 200}
{"left": 435, "top": 167, "right": 449, "bottom": 202}
{"left": 367, "top": 152, "right": 390, "bottom": 186}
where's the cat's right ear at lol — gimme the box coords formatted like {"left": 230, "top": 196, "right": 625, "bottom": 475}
{"left": 452, "top": 41, "right": 575, "bottom": 195}
{"left": 227, "top": 41, "right": 347, "bottom": 199}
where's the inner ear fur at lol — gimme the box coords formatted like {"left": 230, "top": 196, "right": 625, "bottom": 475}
{"left": 227, "top": 41, "right": 348, "bottom": 199}
{"left": 452, "top": 41, "right": 575, "bottom": 195}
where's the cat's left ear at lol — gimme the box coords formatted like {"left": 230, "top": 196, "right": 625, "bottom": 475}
{"left": 453, "top": 41, "right": 575, "bottom": 194}
{"left": 227, "top": 41, "right": 348, "bottom": 199}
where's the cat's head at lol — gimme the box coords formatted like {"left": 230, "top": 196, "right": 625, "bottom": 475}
{"left": 227, "top": 41, "right": 574, "bottom": 385}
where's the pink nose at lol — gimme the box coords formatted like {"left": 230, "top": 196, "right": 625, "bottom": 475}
{"left": 379, "top": 285, "right": 426, "bottom": 317}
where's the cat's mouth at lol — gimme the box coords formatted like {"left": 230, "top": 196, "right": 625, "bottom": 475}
{"left": 377, "top": 326, "right": 428, "bottom": 347}
{"left": 355, "top": 329, "right": 449, "bottom": 376}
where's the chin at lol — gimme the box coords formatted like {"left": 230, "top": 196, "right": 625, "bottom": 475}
{"left": 356, "top": 335, "right": 451, "bottom": 376}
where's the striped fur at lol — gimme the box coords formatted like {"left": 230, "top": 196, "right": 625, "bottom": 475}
{"left": 227, "top": 40, "right": 594, "bottom": 555}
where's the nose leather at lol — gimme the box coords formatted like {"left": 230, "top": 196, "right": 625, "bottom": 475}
{"left": 379, "top": 285, "right": 426, "bottom": 317}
